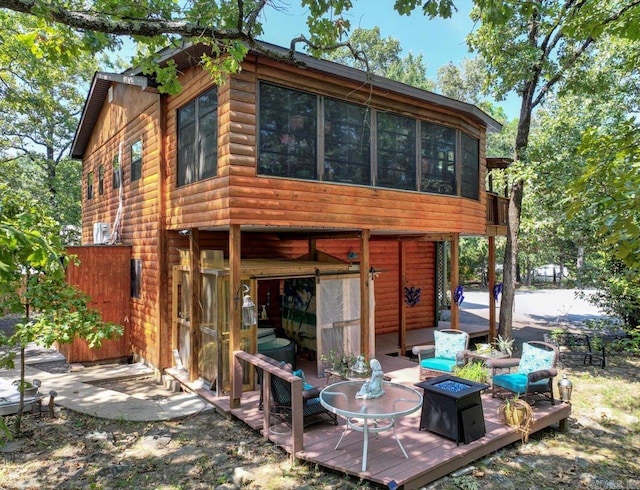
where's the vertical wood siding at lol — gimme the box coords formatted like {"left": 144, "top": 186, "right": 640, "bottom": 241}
{"left": 62, "top": 246, "right": 131, "bottom": 362}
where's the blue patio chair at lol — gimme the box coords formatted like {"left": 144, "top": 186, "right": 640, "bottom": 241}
{"left": 486, "top": 341, "right": 559, "bottom": 404}
{"left": 412, "top": 329, "right": 469, "bottom": 380}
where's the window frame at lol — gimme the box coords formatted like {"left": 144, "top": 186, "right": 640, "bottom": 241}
{"left": 87, "top": 171, "right": 93, "bottom": 200}
{"left": 177, "top": 87, "right": 219, "bottom": 187}
{"left": 112, "top": 154, "right": 121, "bottom": 189}
{"left": 98, "top": 165, "right": 104, "bottom": 195}
{"left": 131, "top": 139, "right": 143, "bottom": 182}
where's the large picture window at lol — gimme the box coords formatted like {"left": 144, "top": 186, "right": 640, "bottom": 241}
{"left": 461, "top": 133, "right": 479, "bottom": 200}
{"left": 324, "top": 98, "right": 371, "bottom": 185}
{"left": 376, "top": 112, "right": 416, "bottom": 191}
{"left": 258, "top": 83, "right": 317, "bottom": 180}
{"left": 177, "top": 88, "right": 218, "bottom": 186}
{"left": 421, "top": 123, "right": 456, "bottom": 195}
{"left": 255, "top": 81, "right": 484, "bottom": 200}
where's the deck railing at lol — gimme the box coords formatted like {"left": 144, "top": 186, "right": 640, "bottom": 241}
{"left": 233, "top": 350, "right": 304, "bottom": 461}
{"left": 486, "top": 193, "right": 509, "bottom": 226}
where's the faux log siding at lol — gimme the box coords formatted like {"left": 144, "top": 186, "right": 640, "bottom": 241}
{"left": 80, "top": 82, "right": 163, "bottom": 366}
{"left": 163, "top": 57, "right": 488, "bottom": 235}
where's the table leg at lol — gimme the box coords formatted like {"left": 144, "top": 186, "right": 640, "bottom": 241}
{"left": 334, "top": 419, "right": 350, "bottom": 450}
{"left": 362, "top": 418, "right": 369, "bottom": 472}
{"left": 392, "top": 420, "right": 408, "bottom": 459}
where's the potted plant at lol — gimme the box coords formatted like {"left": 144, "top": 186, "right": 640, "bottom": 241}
{"left": 453, "top": 362, "right": 489, "bottom": 384}
{"left": 498, "top": 395, "right": 534, "bottom": 442}
{"left": 493, "top": 335, "right": 515, "bottom": 356}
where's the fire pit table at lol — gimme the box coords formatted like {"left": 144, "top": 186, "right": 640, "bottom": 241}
{"left": 415, "top": 375, "right": 488, "bottom": 444}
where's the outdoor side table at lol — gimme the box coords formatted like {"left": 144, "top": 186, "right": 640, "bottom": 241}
{"left": 466, "top": 349, "right": 509, "bottom": 364}
{"left": 416, "top": 375, "right": 489, "bottom": 444}
{"left": 319, "top": 380, "right": 422, "bottom": 472}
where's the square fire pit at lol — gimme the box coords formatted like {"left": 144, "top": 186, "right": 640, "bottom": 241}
{"left": 415, "top": 374, "right": 489, "bottom": 444}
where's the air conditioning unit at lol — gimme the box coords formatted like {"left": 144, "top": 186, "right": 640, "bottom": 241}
{"left": 93, "top": 222, "right": 110, "bottom": 244}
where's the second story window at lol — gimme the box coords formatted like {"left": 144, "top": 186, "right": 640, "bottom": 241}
{"left": 112, "top": 154, "right": 121, "bottom": 189}
{"left": 421, "top": 123, "right": 456, "bottom": 195}
{"left": 324, "top": 98, "right": 371, "bottom": 185}
{"left": 131, "top": 140, "right": 142, "bottom": 182}
{"left": 258, "top": 83, "right": 317, "bottom": 180}
{"left": 461, "top": 133, "right": 479, "bottom": 200}
{"left": 177, "top": 88, "right": 218, "bottom": 186}
{"left": 376, "top": 112, "right": 416, "bottom": 191}
{"left": 87, "top": 172, "right": 93, "bottom": 200}
{"left": 98, "top": 165, "right": 104, "bottom": 195}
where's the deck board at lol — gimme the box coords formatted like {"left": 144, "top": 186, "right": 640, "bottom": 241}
{"left": 166, "top": 353, "right": 570, "bottom": 489}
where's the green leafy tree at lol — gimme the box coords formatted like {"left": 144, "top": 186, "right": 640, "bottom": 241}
{"left": 324, "top": 27, "right": 435, "bottom": 90}
{"left": 0, "top": 187, "right": 123, "bottom": 437}
{"left": 466, "top": 0, "right": 640, "bottom": 339}
{"left": 0, "top": 11, "right": 100, "bottom": 242}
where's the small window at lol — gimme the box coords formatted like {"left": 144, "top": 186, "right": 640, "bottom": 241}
{"left": 376, "top": 112, "right": 416, "bottom": 190}
{"left": 131, "top": 259, "right": 142, "bottom": 298}
{"left": 177, "top": 88, "right": 218, "bottom": 186}
{"left": 461, "top": 133, "right": 479, "bottom": 200}
{"left": 131, "top": 140, "right": 142, "bottom": 182}
{"left": 112, "top": 154, "right": 121, "bottom": 189}
{"left": 98, "top": 165, "right": 104, "bottom": 195}
{"left": 87, "top": 172, "right": 93, "bottom": 200}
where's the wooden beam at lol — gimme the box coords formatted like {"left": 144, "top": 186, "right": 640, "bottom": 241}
{"left": 399, "top": 241, "right": 407, "bottom": 355}
{"left": 488, "top": 236, "right": 496, "bottom": 342}
{"left": 360, "top": 229, "right": 371, "bottom": 359}
{"left": 450, "top": 234, "right": 460, "bottom": 329}
{"left": 189, "top": 229, "right": 201, "bottom": 381}
{"left": 157, "top": 93, "right": 169, "bottom": 371}
{"left": 229, "top": 225, "right": 242, "bottom": 409}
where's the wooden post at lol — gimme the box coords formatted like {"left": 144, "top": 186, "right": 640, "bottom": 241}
{"left": 399, "top": 241, "right": 407, "bottom": 355}
{"left": 189, "top": 229, "right": 201, "bottom": 381}
{"left": 360, "top": 230, "right": 371, "bottom": 359}
{"left": 488, "top": 235, "right": 497, "bottom": 342}
{"left": 450, "top": 234, "right": 460, "bottom": 329}
{"left": 189, "top": 228, "right": 202, "bottom": 381}
{"left": 229, "top": 225, "right": 242, "bottom": 409}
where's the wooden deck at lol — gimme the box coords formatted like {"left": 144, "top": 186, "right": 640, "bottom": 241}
{"left": 167, "top": 354, "right": 571, "bottom": 489}
{"left": 376, "top": 322, "right": 490, "bottom": 356}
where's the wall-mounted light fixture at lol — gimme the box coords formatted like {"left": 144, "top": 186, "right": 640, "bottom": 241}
{"left": 178, "top": 229, "right": 192, "bottom": 236}
{"left": 236, "top": 284, "right": 257, "bottom": 327}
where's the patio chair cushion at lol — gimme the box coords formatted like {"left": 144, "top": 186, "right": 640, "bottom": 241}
{"left": 493, "top": 373, "right": 552, "bottom": 395}
{"left": 291, "top": 369, "right": 314, "bottom": 391}
{"left": 434, "top": 330, "right": 468, "bottom": 360}
{"left": 420, "top": 357, "right": 457, "bottom": 373}
{"left": 517, "top": 342, "right": 556, "bottom": 375}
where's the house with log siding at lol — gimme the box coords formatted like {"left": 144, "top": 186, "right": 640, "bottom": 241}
{"left": 69, "top": 41, "right": 508, "bottom": 398}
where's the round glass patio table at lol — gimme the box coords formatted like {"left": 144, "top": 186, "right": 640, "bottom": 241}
{"left": 319, "top": 380, "right": 423, "bottom": 472}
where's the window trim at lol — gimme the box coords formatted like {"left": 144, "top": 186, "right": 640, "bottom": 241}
{"left": 177, "top": 87, "right": 219, "bottom": 187}
{"left": 131, "top": 139, "right": 143, "bottom": 182}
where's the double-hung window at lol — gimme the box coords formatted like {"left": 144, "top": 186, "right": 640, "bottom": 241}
{"left": 112, "top": 155, "right": 121, "bottom": 189}
{"left": 177, "top": 88, "right": 218, "bottom": 186}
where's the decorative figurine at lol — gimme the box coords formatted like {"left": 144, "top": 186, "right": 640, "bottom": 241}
{"left": 350, "top": 355, "right": 367, "bottom": 375}
{"left": 355, "top": 359, "right": 385, "bottom": 399}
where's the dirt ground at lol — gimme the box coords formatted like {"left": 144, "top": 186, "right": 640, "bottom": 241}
{"left": 1, "top": 307, "right": 640, "bottom": 489}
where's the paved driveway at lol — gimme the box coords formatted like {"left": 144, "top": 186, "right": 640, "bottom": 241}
{"left": 457, "top": 288, "right": 609, "bottom": 348}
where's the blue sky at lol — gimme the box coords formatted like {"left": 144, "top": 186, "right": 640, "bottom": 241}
{"left": 258, "top": 1, "right": 519, "bottom": 120}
